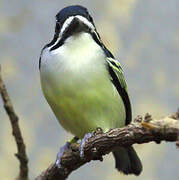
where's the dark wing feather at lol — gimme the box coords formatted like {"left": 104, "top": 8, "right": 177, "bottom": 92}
{"left": 104, "top": 48, "right": 132, "bottom": 125}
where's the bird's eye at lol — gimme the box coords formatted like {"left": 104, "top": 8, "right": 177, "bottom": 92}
{"left": 55, "top": 22, "right": 61, "bottom": 33}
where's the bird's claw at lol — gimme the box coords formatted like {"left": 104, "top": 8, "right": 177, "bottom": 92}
{"left": 94, "top": 127, "right": 103, "bottom": 135}
{"left": 56, "top": 142, "right": 70, "bottom": 168}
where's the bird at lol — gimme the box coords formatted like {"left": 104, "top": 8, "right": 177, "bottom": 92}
{"left": 39, "top": 5, "right": 142, "bottom": 175}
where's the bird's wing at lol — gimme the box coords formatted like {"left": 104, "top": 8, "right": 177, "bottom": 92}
{"left": 106, "top": 57, "right": 128, "bottom": 90}
{"left": 106, "top": 57, "right": 132, "bottom": 125}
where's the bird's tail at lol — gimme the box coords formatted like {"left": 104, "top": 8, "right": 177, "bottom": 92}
{"left": 112, "top": 146, "right": 142, "bottom": 175}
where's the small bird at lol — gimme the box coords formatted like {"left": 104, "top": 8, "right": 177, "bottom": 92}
{"left": 39, "top": 5, "right": 142, "bottom": 175}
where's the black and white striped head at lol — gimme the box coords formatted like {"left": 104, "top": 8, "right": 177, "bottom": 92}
{"left": 48, "top": 5, "right": 102, "bottom": 51}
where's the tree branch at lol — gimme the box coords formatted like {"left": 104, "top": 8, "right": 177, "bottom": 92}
{"left": 1, "top": 65, "right": 178, "bottom": 180}
{"left": 0, "top": 65, "right": 29, "bottom": 180}
{"left": 36, "top": 110, "right": 179, "bottom": 180}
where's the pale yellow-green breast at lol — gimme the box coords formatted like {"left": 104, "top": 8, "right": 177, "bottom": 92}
{"left": 40, "top": 33, "right": 126, "bottom": 138}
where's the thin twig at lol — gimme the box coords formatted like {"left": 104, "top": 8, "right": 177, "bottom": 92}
{"left": 36, "top": 110, "right": 179, "bottom": 180}
{"left": 0, "top": 65, "right": 29, "bottom": 180}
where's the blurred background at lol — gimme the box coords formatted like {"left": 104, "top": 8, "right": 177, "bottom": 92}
{"left": 0, "top": 0, "right": 179, "bottom": 179}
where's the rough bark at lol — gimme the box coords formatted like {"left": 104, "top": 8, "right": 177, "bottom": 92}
{"left": 36, "top": 112, "right": 179, "bottom": 180}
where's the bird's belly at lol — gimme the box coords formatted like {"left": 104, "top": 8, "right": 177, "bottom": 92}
{"left": 41, "top": 68, "right": 126, "bottom": 138}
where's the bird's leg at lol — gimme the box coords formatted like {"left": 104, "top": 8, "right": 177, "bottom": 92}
{"left": 79, "top": 133, "right": 93, "bottom": 157}
{"left": 79, "top": 127, "right": 103, "bottom": 158}
{"left": 56, "top": 136, "right": 79, "bottom": 168}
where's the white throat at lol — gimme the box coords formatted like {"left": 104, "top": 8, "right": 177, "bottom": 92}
{"left": 40, "top": 32, "right": 105, "bottom": 76}
{"left": 53, "top": 32, "right": 98, "bottom": 53}
{"left": 50, "top": 32, "right": 104, "bottom": 67}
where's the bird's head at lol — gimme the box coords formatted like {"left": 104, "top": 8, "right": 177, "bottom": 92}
{"left": 56, "top": 5, "right": 96, "bottom": 36}
{"left": 49, "top": 5, "right": 102, "bottom": 51}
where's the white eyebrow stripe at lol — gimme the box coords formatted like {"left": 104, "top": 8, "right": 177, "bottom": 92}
{"left": 75, "top": 15, "right": 95, "bottom": 31}
{"left": 49, "top": 16, "right": 74, "bottom": 49}
{"left": 60, "top": 16, "right": 74, "bottom": 36}
{"left": 60, "top": 15, "right": 95, "bottom": 36}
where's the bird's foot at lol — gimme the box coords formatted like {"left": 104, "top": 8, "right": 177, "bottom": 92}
{"left": 56, "top": 142, "right": 70, "bottom": 168}
{"left": 56, "top": 136, "right": 79, "bottom": 168}
{"left": 79, "top": 133, "right": 93, "bottom": 158}
{"left": 79, "top": 128, "right": 104, "bottom": 158}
